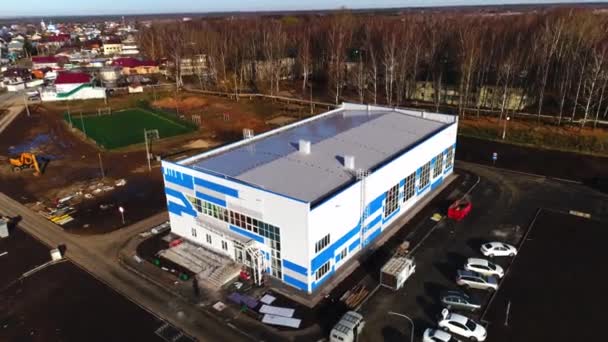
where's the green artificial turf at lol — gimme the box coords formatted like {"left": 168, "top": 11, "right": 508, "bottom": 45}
{"left": 65, "top": 108, "right": 195, "bottom": 149}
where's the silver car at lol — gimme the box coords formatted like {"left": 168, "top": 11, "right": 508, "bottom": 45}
{"left": 441, "top": 290, "right": 482, "bottom": 311}
{"left": 456, "top": 270, "right": 498, "bottom": 292}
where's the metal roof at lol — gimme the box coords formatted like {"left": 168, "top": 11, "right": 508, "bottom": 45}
{"left": 181, "top": 104, "right": 452, "bottom": 203}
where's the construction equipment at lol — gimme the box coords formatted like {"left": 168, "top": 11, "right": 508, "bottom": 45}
{"left": 9, "top": 153, "right": 46, "bottom": 176}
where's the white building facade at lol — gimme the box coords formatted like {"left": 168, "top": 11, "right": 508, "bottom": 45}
{"left": 162, "top": 103, "right": 457, "bottom": 293}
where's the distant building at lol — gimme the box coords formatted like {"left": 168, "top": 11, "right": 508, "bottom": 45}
{"left": 102, "top": 39, "right": 122, "bottom": 55}
{"left": 411, "top": 81, "right": 533, "bottom": 111}
{"left": 32, "top": 56, "right": 60, "bottom": 70}
{"left": 40, "top": 71, "right": 106, "bottom": 101}
{"left": 176, "top": 54, "right": 214, "bottom": 77}
{"left": 112, "top": 57, "right": 159, "bottom": 75}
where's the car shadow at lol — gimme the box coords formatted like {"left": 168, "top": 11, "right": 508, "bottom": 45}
{"left": 416, "top": 295, "right": 440, "bottom": 322}
{"left": 467, "top": 238, "right": 486, "bottom": 254}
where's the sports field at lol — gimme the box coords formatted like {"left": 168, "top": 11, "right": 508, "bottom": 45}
{"left": 65, "top": 108, "right": 196, "bottom": 149}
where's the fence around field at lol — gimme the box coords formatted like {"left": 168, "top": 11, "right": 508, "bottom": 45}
{"left": 63, "top": 107, "right": 196, "bottom": 150}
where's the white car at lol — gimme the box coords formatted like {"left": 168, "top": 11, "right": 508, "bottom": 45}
{"left": 423, "top": 328, "right": 461, "bottom": 342}
{"left": 456, "top": 270, "right": 498, "bottom": 292}
{"left": 480, "top": 242, "right": 518, "bottom": 257}
{"left": 438, "top": 309, "right": 487, "bottom": 342}
{"left": 465, "top": 258, "right": 505, "bottom": 278}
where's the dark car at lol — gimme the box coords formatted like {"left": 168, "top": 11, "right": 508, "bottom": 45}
{"left": 440, "top": 290, "right": 481, "bottom": 312}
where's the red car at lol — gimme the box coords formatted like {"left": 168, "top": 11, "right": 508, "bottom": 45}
{"left": 448, "top": 199, "right": 472, "bottom": 221}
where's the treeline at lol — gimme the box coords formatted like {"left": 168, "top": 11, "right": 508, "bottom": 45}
{"left": 138, "top": 9, "right": 608, "bottom": 127}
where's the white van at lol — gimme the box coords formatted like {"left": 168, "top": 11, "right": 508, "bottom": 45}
{"left": 330, "top": 311, "right": 365, "bottom": 342}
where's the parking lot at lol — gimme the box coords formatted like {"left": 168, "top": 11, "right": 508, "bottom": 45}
{"left": 484, "top": 210, "right": 606, "bottom": 342}
{"left": 357, "top": 162, "right": 608, "bottom": 342}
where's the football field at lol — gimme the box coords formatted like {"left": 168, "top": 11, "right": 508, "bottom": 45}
{"left": 65, "top": 108, "right": 196, "bottom": 149}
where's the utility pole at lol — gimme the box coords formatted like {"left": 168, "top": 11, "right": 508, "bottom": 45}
{"left": 144, "top": 129, "right": 150, "bottom": 172}
{"left": 309, "top": 81, "right": 313, "bottom": 115}
{"left": 98, "top": 153, "right": 105, "bottom": 178}
{"left": 80, "top": 112, "right": 86, "bottom": 137}
{"left": 144, "top": 129, "right": 160, "bottom": 172}
{"left": 502, "top": 116, "right": 511, "bottom": 140}
{"left": 23, "top": 93, "right": 30, "bottom": 117}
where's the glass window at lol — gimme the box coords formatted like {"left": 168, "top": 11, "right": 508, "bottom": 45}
{"left": 384, "top": 183, "right": 400, "bottom": 217}
{"left": 433, "top": 152, "right": 444, "bottom": 178}
{"left": 403, "top": 172, "right": 416, "bottom": 202}
{"left": 315, "top": 261, "right": 331, "bottom": 280}
{"left": 419, "top": 161, "right": 431, "bottom": 189}
{"left": 445, "top": 147, "right": 454, "bottom": 170}
{"left": 315, "top": 234, "right": 330, "bottom": 253}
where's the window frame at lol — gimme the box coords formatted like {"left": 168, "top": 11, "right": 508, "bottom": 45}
{"left": 383, "top": 183, "right": 400, "bottom": 218}
{"left": 419, "top": 161, "right": 431, "bottom": 190}
{"left": 403, "top": 172, "right": 416, "bottom": 202}
{"left": 433, "top": 152, "right": 444, "bottom": 178}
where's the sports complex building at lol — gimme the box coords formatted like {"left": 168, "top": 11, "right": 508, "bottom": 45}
{"left": 161, "top": 103, "right": 457, "bottom": 294}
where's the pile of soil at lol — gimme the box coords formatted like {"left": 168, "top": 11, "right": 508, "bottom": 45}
{"left": 153, "top": 96, "right": 209, "bottom": 111}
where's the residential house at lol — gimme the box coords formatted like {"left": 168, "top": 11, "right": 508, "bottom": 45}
{"left": 41, "top": 71, "right": 106, "bottom": 101}
{"left": 477, "top": 85, "right": 532, "bottom": 111}
{"left": 102, "top": 38, "right": 122, "bottom": 55}
{"left": 112, "top": 57, "right": 159, "bottom": 75}
{"left": 32, "top": 56, "right": 60, "bottom": 70}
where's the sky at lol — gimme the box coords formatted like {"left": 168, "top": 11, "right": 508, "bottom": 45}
{"left": 0, "top": 0, "right": 605, "bottom": 17}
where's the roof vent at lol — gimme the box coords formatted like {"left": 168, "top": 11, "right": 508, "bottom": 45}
{"left": 299, "top": 139, "right": 311, "bottom": 154}
{"left": 344, "top": 155, "right": 355, "bottom": 170}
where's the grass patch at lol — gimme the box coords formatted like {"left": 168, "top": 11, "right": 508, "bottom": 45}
{"left": 64, "top": 107, "right": 196, "bottom": 149}
{"left": 459, "top": 117, "right": 608, "bottom": 156}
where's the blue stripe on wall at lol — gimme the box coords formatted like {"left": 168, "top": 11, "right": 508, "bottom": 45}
{"left": 431, "top": 177, "right": 443, "bottom": 191}
{"left": 283, "top": 274, "right": 307, "bottom": 291}
{"left": 311, "top": 223, "right": 360, "bottom": 271}
{"left": 366, "top": 214, "right": 382, "bottom": 232}
{"left": 283, "top": 259, "right": 308, "bottom": 276}
{"left": 368, "top": 193, "right": 385, "bottom": 215}
{"left": 311, "top": 267, "right": 334, "bottom": 292}
{"left": 444, "top": 165, "right": 453, "bottom": 174}
{"left": 366, "top": 225, "right": 382, "bottom": 244}
{"left": 309, "top": 192, "right": 386, "bottom": 273}
{"left": 165, "top": 188, "right": 197, "bottom": 217}
{"left": 335, "top": 254, "right": 342, "bottom": 263}
{"left": 194, "top": 177, "right": 239, "bottom": 198}
{"left": 164, "top": 169, "right": 194, "bottom": 190}
{"left": 229, "top": 225, "right": 264, "bottom": 243}
{"left": 382, "top": 207, "right": 400, "bottom": 224}
{"left": 349, "top": 238, "right": 360, "bottom": 252}
{"left": 195, "top": 191, "right": 226, "bottom": 207}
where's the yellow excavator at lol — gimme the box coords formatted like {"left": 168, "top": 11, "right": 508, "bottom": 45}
{"left": 9, "top": 153, "right": 46, "bottom": 176}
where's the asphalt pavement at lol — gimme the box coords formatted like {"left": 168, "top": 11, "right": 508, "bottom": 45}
{"left": 357, "top": 161, "right": 608, "bottom": 342}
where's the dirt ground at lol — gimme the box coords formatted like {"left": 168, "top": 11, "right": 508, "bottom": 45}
{"left": 0, "top": 92, "right": 310, "bottom": 234}
{"left": 0, "top": 228, "right": 178, "bottom": 342}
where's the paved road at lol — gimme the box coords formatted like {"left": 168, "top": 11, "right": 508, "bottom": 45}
{"left": 358, "top": 161, "right": 608, "bottom": 342}
{"left": 0, "top": 90, "right": 26, "bottom": 134}
{"left": 0, "top": 193, "right": 248, "bottom": 342}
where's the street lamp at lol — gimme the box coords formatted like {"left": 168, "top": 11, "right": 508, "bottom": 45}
{"left": 388, "top": 311, "right": 415, "bottom": 342}
{"left": 502, "top": 116, "right": 511, "bottom": 140}
{"left": 118, "top": 206, "right": 125, "bottom": 225}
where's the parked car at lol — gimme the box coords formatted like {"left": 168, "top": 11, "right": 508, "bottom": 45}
{"left": 480, "top": 242, "right": 517, "bottom": 257}
{"left": 440, "top": 290, "right": 482, "bottom": 312}
{"left": 465, "top": 258, "right": 504, "bottom": 278}
{"left": 456, "top": 270, "right": 498, "bottom": 292}
{"left": 423, "top": 328, "right": 461, "bottom": 342}
{"left": 438, "top": 309, "right": 487, "bottom": 342}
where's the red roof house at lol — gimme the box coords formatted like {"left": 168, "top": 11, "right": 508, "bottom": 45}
{"left": 55, "top": 72, "right": 91, "bottom": 85}
{"left": 112, "top": 57, "right": 159, "bottom": 75}
{"left": 32, "top": 56, "right": 59, "bottom": 64}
